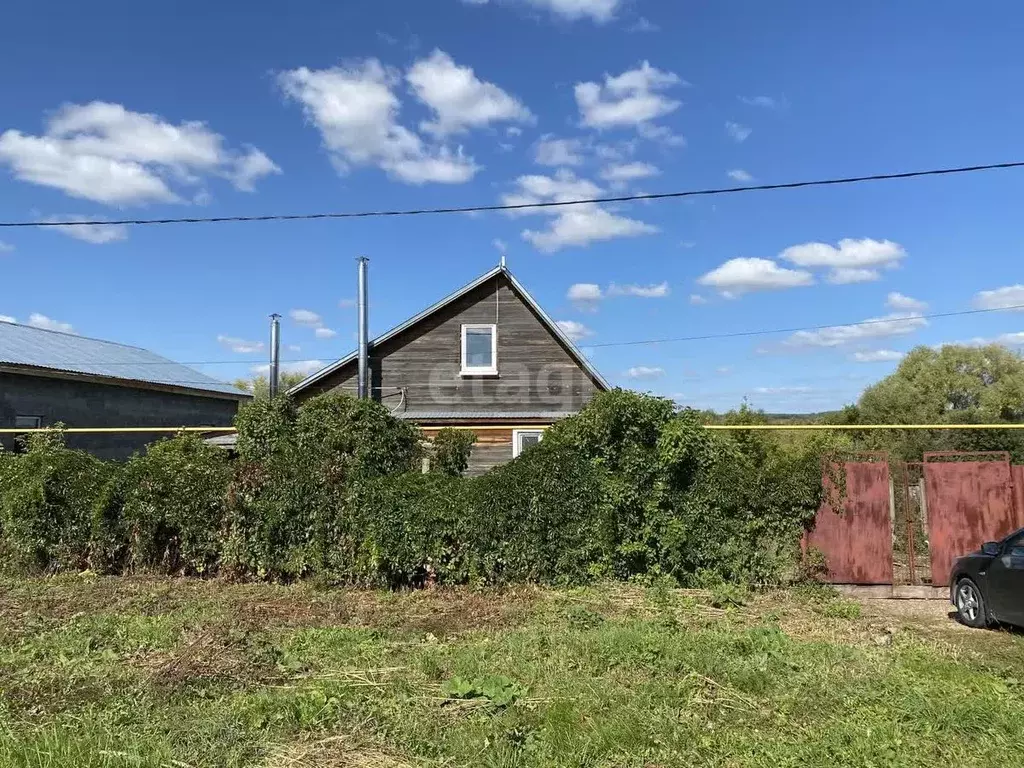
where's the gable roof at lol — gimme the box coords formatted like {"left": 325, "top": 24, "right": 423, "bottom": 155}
{"left": 0, "top": 321, "right": 246, "bottom": 398}
{"left": 289, "top": 264, "right": 609, "bottom": 395}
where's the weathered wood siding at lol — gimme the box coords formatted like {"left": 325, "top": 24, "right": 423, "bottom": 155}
{"left": 297, "top": 274, "right": 601, "bottom": 415}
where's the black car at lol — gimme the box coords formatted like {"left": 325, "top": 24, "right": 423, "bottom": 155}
{"left": 950, "top": 527, "right": 1024, "bottom": 628}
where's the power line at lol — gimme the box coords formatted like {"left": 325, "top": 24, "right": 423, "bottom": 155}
{"left": 3, "top": 160, "right": 1024, "bottom": 229}
{"left": 587, "top": 303, "right": 1024, "bottom": 348}
{"left": 10, "top": 301, "right": 1023, "bottom": 369}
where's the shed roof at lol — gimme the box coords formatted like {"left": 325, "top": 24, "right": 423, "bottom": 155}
{"left": 0, "top": 321, "right": 245, "bottom": 397}
{"left": 288, "top": 264, "right": 610, "bottom": 396}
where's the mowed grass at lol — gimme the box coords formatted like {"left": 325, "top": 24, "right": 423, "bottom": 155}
{"left": 1, "top": 577, "right": 1023, "bottom": 767}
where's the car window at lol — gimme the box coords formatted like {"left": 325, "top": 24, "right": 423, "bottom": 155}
{"left": 1005, "top": 530, "right": 1024, "bottom": 556}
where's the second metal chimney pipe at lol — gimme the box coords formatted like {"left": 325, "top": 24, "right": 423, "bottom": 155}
{"left": 357, "top": 256, "right": 369, "bottom": 399}
{"left": 269, "top": 313, "right": 281, "bottom": 398}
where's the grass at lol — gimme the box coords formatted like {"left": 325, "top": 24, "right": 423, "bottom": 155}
{"left": 1, "top": 576, "right": 1023, "bottom": 767}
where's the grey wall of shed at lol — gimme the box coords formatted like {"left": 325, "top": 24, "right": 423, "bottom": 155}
{"left": 0, "top": 372, "right": 243, "bottom": 460}
{"left": 297, "top": 273, "right": 602, "bottom": 415}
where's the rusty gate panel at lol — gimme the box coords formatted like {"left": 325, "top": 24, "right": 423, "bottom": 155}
{"left": 1014, "top": 466, "right": 1024, "bottom": 529}
{"left": 924, "top": 457, "right": 1017, "bottom": 586}
{"left": 806, "top": 461, "right": 893, "bottom": 584}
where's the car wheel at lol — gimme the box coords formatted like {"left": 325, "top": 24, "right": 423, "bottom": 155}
{"left": 954, "top": 578, "right": 988, "bottom": 628}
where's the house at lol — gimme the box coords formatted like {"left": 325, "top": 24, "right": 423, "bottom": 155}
{"left": 289, "top": 263, "right": 609, "bottom": 475}
{"left": 0, "top": 321, "right": 249, "bottom": 459}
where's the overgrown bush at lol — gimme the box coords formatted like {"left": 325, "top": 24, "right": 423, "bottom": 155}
{"left": 430, "top": 428, "right": 477, "bottom": 477}
{"left": 466, "top": 439, "right": 608, "bottom": 585}
{"left": 347, "top": 473, "right": 470, "bottom": 586}
{"left": 0, "top": 429, "right": 111, "bottom": 573}
{"left": 94, "top": 434, "right": 232, "bottom": 574}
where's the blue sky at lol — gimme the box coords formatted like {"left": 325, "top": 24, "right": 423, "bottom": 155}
{"left": 2, "top": 0, "right": 1023, "bottom": 412}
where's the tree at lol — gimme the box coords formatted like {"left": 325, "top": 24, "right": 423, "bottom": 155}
{"left": 232, "top": 372, "right": 307, "bottom": 398}
{"left": 845, "top": 344, "right": 1024, "bottom": 460}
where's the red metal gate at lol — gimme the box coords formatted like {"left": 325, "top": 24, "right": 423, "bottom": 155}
{"left": 806, "top": 460, "right": 893, "bottom": 584}
{"left": 924, "top": 453, "right": 1019, "bottom": 586}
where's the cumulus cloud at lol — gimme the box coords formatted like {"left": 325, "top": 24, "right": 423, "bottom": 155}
{"left": 314, "top": 327, "right": 338, "bottom": 339}
{"left": 780, "top": 238, "right": 905, "bottom": 284}
{"left": 973, "top": 284, "right": 1024, "bottom": 311}
{"left": 886, "top": 292, "right": 927, "bottom": 311}
{"left": 625, "top": 365, "right": 665, "bottom": 379}
{"left": 43, "top": 215, "right": 128, "bottom": 244}
{"left": 0, "top": 315, "right": 16, "bottom": 323}
{"left": 739, "top": 95, "right": 777, "bottom": 108}
{"left": 289, "top": 309, "right": 323, "bottom": 326}
{"left": 600, "top": 161, "right": 659, "bottom": 184}
{"left": 607, "top": 281, "right": 669, "bottom": 298}
{"left": 724, "top": 121, "right": 751, "bottom": 142}
{"left": 753, "top": 386, "right": 812, "bottom": 395}
{"left": 0, "top": 241, "right": 14, "bottom": 253}
{"left": 406, "top": 49, "right": 532, "bottom": 136}
{"left": 567, "top": 282, "right": 603, "bottom": 311}
{"left": 828, "top": 267, "right": 881, "bottom": 284}
{"left": 851, "top": 349, "right": 904, "bottom": 363}
{"left": 503, "top": 170, "right": 657, "bottom": 252}
{"left": 698, "top": 257, "right": 813, "bottom": 296}
{"left": 726, "top": 169, "right": 753, "bottom": 182}
{"left": 784, "top": 313, "right": 927, "bottom": 348}
{"left": 217, "top": 335, "right": 264, "bottom": 354}
{"left": 28, "top": 313, "right": 74, "bottom": 333}
{"left": 0, "top": 101, "right": 278, "bottom": 205}
{"left": 462, "top": 0, "right": 623, "bottom": 22}
{"left": 279, "top": 57, "right": 481, "bottom": 185}
{"left": 575, "top": 62, "right": 684, "bottom": 134}
{"left": 534, "top": 136, "right": 585, "bottom": 166}
{"left": 556, "top": 319, "right": 594, "bottom": 341}
{"left": 689, "top": 294, "right": 708, "bottom": 305}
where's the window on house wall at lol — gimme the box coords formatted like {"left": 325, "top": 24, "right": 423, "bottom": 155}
{"left": 14, "top": 415, "right": 42, "bottom": 429}
{"left": 513, "top": 429, "right": 544, "bottom": 457}
{"left": 461, "top": 324, "right": 497, "bottom": 375}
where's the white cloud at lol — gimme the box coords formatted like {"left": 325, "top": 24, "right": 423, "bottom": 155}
{"left": 287, "top": 344, "right": 302, "bottom": 352}
{"left": 252, "top": 359, "right": 324, "bottom": 377}
{"left": 689, "top": 293, "right": 708, "bottom": 305}
{"left": 628, "top": 16, "right": 659, "bottom": 32}
{"left": 567, "top": 282, "right": 603, "bottom": 311}
{"left": 278, "top": 58, "right": 479, "bottom": 185}
{"left": 698, "top": 257, "right": 813, "bottom": 296}
{"left": 503, "top": 170, "right": 657, "bottom": 252}
{"left": 314, "top": 327, "right": 338, "bottom": 339}
{"left": 0, "top": 315, "right": 16, "bottom": 323}
{"left": 726, "top": 169, "right": 753, "bottom": 182}
{"left": 635, "top": 123, "right": 685, "bottom": 146}
{"left": 217, "top": 335, "right": 264, "bottom": 354}
{"left": 506, "top": 126, "right": 523, "bottom": 137}
{"left": 851, "top": 349, "right": 904, "bottom": 363}
{"left": 289, "top": 309, "right": 323, "bottom": 326}
{"left": 338, "top": 298, "right": 357, "bottom": 309}
{"left": 534, "top": 136, "right": 585, "bottom": 166}
{"left": 0, "top": 241, "right": 14, "bottom": 253}
{"left": 43, "top": 215, "right": 128, "bottom": 244}
{"left": 716, "top": 366, "right": 733, "bottom": 375}
{"left": 955, "top": 332, "right": 1024, "bottom": 348}
{"left": 753, "top": 386, "right": 812, "bottom": 395}
{"left": 886, "top": 292, "right": 927, "bottom": 312}
{"left": 608, "top": 281, "right": 669, "bottom": 298}
{"left": 784, "top": 313, "right": 927, "bottom": 348}
{"left": 406, "top": 49, "right": 532, "bottom": 136}
{"left": 739, "top": 96, "right": 778, "bottom": 108}
{"left": 0, "top": 101, "right": 277, "bottom": 205}
{"left": 625, "top": 365, "right": 665, "bottom": 379}
{"left": 492, "top": 238, "right": 508, "bottom": 254}
{"left": 828, "top": 267, "right": 881, "bottom": 284}
{"left": 600, "top": 161, "right": 659, "bottom": 183}
{"left": 28, "top": 313, "right": 74, "bottom": 333}
{"left": 556, "top": 319, "right": 594, "bottom": 341}
{"left": 725, "top": 121, "right": 751, "bottom": 142}
{"left": 974, "top": 284, "right": 1024, "bottom": 312}
{"left": 464, "top": 0, "right": 623, "bottom": 22}
{"left": 575, "top": 62, "right": 683, "bottom": 130}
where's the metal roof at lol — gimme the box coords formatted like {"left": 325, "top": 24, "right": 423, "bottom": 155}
{"left": 288, "top": 264, "right": 610, "bottom": 395}
{"left": 0, "top": 321, "right": 245, "bottom": 397}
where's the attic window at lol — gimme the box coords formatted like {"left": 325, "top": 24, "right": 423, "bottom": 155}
{"left": 461, "top": 324, "right": 497, "bottom": 376}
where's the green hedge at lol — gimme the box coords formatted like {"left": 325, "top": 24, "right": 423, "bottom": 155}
{"left": 0, "top": 390, "right": 841, "bottom": 586}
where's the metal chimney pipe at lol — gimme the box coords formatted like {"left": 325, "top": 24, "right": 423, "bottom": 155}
{"left": 357, "top": 256, "right": 369, "bottom": 399}
{"left": 269, "top": 314, "right": 281, "bottom": 398}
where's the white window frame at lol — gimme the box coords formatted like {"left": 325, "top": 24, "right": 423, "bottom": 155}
{"left": 512, "top": 429, "right": 544, "bottom": 458}
{"left": 460, "top": 323, "right": 498, "bottom": 376}
{"left": 14, "top": 415, "right": 42, "bottom": 429}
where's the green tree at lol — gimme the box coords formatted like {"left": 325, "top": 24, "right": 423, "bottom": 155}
{"left": 846, "top": 344, "right": 1024, "bottom": 460}
{"left": 232, "top": 371, "right": 307, "bottom": 398}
